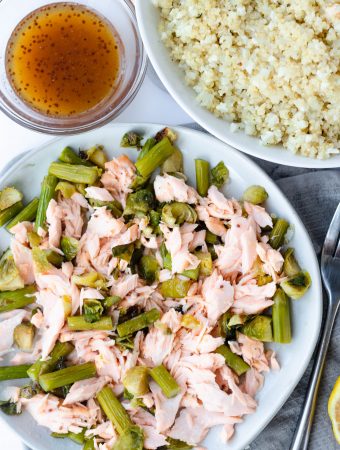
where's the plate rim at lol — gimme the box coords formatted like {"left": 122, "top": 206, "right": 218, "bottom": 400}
{"left": 0, "top": 122, "right": 323, "bottom": 450}
{"left": 135, "top": 0, "right": 340, "bottom": 169}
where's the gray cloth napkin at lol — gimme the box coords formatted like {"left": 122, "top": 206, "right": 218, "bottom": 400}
{"left": 185, "top": 122, "right": 340, "bottom": 449}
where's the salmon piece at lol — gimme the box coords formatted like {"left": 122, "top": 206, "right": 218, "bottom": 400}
{"left": 196, "top": 187, "right": 241, "bottom": 222}
{"left": 236, "top": 333, "right": 270, "bottom": 372}
{"left": 85, "top": 187, "right": 114, "bottom": 202}
{"left": 143, "top": 426, "right": 168, "bottom": 449}
{"left": 110, "top": 223, "right": 139, "bottom": 247}
{"left": 101, "top": 155, "right": 136, "bottom": 207}
{"left": 168, "top": 406, "right": 242, "bottom": 445}
{"left": 201, "top": 270, "right": 234, "bottom": 323}
{"left": 189, "top": 230, "right": 207, "bottom": 251}
{"left": 110, "top": 274, "right": 139, "bottom": 298}
{"left": 63, "top": 376, "right": 110, "bottom": 405}
{"left": 85, "top": 420, "right": 116, "bottom": 441}
{"left": 154, "top": 174, "right": 198, "bottom": 204}
{"left": 221, "top": 424, "right": 235, "bottom": 442}
{"left": 46, "top": 199, "right": 63, "bottom": 248}
{"left": 31, "top": 309, "right": 44, "bottom": 329}
{"left": 0, "top": 310, "right": 27, "bottom": 357}
{"left": 86, "top": 208, "right": 125, "bottom": 239}
{"left": 11, "top": 239, "right": 35, "bottom": 284}
{"left": 244, "top": 202, "right": 273, "bottom": 229}
{"left": 58, "top": 197, "right": 84, "bottom": 239}
{"left": 23, "top": 393, "right": 99, "bottom": 434}
{"left": 60, "top": 330, "right": 110, "bottom": 343}
{"left": 257, "top": 242, "right": 284, "bottom": 279}
{"left": 205, "top": 217, "right": 227, "bottom": 237}
{"left": 71, "top": 192, "right": 91, "bottom": 209}
{"left": 232, "top": 281, "right": 276, "bottom": 315}
{"left": 149, "top": 380, "right": 183, "bottom": 432}
{"left": 9, "top": 221, "right": 33, "bottom": 244}
{"left": 241, "top": 368, "right": 264, "bottom": 397}
{"left": 266, "top": 349, "right": 280, "bottom": 371}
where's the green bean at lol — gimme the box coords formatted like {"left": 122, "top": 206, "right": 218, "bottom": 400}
{"left": 117, "top": 308, "right": 160, "bottom": 338}
{"left": 195, "top": 159, "right": 210, "bottom": 196}
{"left": 272, "top": 288, "right": 292, "bottom": 343}
{"left": 39, "top": 362, "right": 97, "bottom": 392}
{"left": 149, "top": 365, "right": 180, "bottom": 398}
{"left": 215, "top": 345, "right": 250, "bottom": 376}
{"left": 35, "top": 174, "right": 58, "bottom": 230}
{"left": 48, "top": 162, "right": 101, "bottom": 185}
{"left": 6, "top": 198, "right": 39, "bottom": 229}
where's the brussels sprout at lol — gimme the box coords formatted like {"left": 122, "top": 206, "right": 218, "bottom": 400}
{"left": 112, "top": 244, "right": 134, "bottom": 263}
{"left": 62, "top": 295, "right": 72, "bottom": 318}
{"left": 164, "top": 437, "right": 193, "bottom": 450}
{"left": 112, "top": 425, "right": 144, "bottom": 450}
{"left": 205, "top": 230, "right": 219, "bottom": 245}
{"left": 55, "top": 181, "right": 77, "bottom": 199}
{"left": 181, "top": 314, "right": 200, "bottom": 329}
{"left": 138, "top": 255, "right": 159, "bottom": 284}
{"left": 61, "top": 236, "right": 79, "bottom": 261}
{"left": 283, "top": 248, "right": 301, "bottom": 277}
{"left": 155, "top": 127, "right": 177, "bottom": 143}
{"left": 241, "top": 316, "right": 273, "bottom": 342}
{"left": 161, "top": 147, "right": 183, "bottom": 174}
{"left": 31, "top": 247, "right": 54, "bottom": 274}
{"left": 124, "top": 190, "right": 155, "bottom": 216}
{"left": 89, "top": 198, "right": 123, "bottom": 218}
{"left": 0, "top": 187, "right": 23, "bottom": 211}
{"left": 27, "top": 231, "right": 42, "bottom": 248}
{"left": 195, "top": 251, "right": 213, "bottom": 276}
{"left": 162, "top": 202, "right": 197, "bottom": 227}
{"left": 160, "top": 278, "right": 191, "bottom": 298}
{"left": 44, "top": 249, "right": 64, "bottom": 268}
{"left": 0, "top": 250, "right": 24, "bottom": 291}
{"left": 13, "top": 323, "right": 35, "bottom": 351}
{"left": 211, "top": 161, "right": 229, "bottom": 188}
{"left": 0, "top": 400, "right": 20, "bottom": 416}
{"left": 71, "top": 271, "right": 107, "bottom": 289}
{"left": 120, "top": 131, "right": 143, "bottom": 148}
{"left": 280, "top": 271, "right": 311, "bottom": 300}
{"left": 122, "top": 366, "right": 149, "bottom": 397}
{"left": 20, "top": 384, "right": 40, "bottom": 399}
{"left": 181, "top": 267, "right": 199, "bottom": 280}
{"left": 84, "top": 299, "right": 104, "bottom": 323}
{"left": 86, "top": 145, "right": 108, "bottom": 168}
{"left": 243, "top": 185, "right": 268, "bottom": 205}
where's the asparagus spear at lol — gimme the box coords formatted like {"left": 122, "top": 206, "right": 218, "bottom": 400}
{"left": 272, "top": 288, "right": 292, "bottom": 344}
{"left": 149, "top": 365, "right": 181, "bottom": 398}
{"left": 0, "top": 201, "right": 24, "bottom": 227}
{"left": 0, "top": 364, "right": 31, "bottom": 381}
{"left": 51, "top": 429, "right": 86, "bottom": 444}
{"left": 67, "top": 316, "right": 113, "bottom": 331}
{"left": 35, "top": 175, "right": 58, "bottom": 231}
{"left": 195, "top": 159, "right": 210, "bottom": 197}
{"left": 269, "top": 218, "right": 289, "bottom": 249}
{"left": 0, "top": 285, "right": 36, "bottom": 313}
{"left": 48, "top": 162, "right": 101, "bottom": 185}
{"left": 215, "top": 345, "right": 250, "bottom": 376}
{"left": 117, "top": 308, "right": 160, "bottom": 338}
{"left": 39, "top": 362, "right": 97, "bottom": 392}
{"left": 135, "top": 137, "right": 175, "bottom": 178}
{"left": 6, "top": 198, "right": 39, "bottom": 229}
{"left": 97, "top": 386, "right": 133, "bottom": 435}
{"left": 27, "top": 341, "right": 74, "bottom": 381}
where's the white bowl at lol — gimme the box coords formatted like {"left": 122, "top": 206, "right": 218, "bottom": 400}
{"left": 135, "top": 1, "right": 340, "bottom": 169}
{"left": 0, "top": 123, "right": 322, "bottom": 450}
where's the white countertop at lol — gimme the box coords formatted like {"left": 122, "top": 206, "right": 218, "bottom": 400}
{"left": 0, "top": 66, "right": 191, "bottom": 449}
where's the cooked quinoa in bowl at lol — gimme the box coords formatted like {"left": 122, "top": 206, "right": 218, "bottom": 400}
{"left": 153, "top": 0, "right": 340, "bottom": 159}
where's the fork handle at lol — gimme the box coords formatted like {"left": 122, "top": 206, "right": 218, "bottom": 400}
{"left": 290, "top": 302, "right": 339, "bottom": 450}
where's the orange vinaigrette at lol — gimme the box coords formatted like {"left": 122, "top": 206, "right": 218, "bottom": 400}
{"left": 6, "top": 2, "right": 121, "bottom": 117}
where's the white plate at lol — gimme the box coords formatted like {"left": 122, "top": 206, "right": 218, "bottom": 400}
{"left": 135, "top": 1, "right": 340, "bottom": 169}
{"left": 0, "top": 123, "right": 322, "bottom": 450}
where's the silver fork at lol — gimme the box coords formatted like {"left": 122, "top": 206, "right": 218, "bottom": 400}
{"left": 290, "top": 203, "right": 340, "bottom": 450}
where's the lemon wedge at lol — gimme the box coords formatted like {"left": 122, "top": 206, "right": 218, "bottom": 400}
{"left": 328, "top": 376, "right": 340, "bottom": 443}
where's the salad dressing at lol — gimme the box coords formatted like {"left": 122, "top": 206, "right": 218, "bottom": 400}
{"left": 5, "top": 2, "right": 121, "bottom": 117}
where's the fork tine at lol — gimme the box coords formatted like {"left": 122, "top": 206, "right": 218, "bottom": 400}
{"left": 322, "top": 203, "right": 340, "bottom": 258}
{"left": 335, "top": 238, "right": 340, "bottom": 259}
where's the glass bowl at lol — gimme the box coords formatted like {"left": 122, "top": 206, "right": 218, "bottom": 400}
{"left": 0, "top": 0, "right": 147, "bottom": 134}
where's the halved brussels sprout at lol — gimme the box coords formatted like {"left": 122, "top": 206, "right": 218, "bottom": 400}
{"left": 243, "top": 185, "right": 268, "bottom": 205}
{"left": 283, "top": 248, "right": 301, "bottom": 277}
{"left": 162, "top": 202, "right": 197, "bottom": 227}
{"left": 138, "top": 255, "right": 159, "bottom": 284}
{"left": 13, "top": 323, "right": 35, "bottom": 351}
{"left": 280, "top": 271, "right": 311, "bottom": 300}
{"left": 122, "top": 366, "right": 149, "bottom": 397}
{"left": 0, "top": 250, "right": 24, "bottom": 291}
{"left": 161, "top": 147, "right": 183, "bottom": 174}
{"left": 241, "top": 315, "right": 273, "bottom": 342}
{"left": 0, "top": 187, "right": 23, "bottom": 211}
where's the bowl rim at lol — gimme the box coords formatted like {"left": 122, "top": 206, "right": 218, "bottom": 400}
{"left": 0, "top": 0, "right": 148, "bottom": 135}
{"left": 135, "top": 0, "right": 340, "bottom": 169}
{"left": 0, "top": 122, "right": 323, "bottom": 450}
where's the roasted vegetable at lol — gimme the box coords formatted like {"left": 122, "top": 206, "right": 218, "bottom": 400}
{"left": 280, "top": 271, "right": 311, "bottom": 300}
{"left": 211, "top": 161, "right": 229, "bottom": 188}
{"left": 162, "top": 202, "right": 197, "bottom": 227}
{"left": 0, "top": 251, "right": 24, "bottom": 292}
{"left": 13, "top": 323, "right": 35, "bottom": 351}
{"left": 241, "top": 316, "right": 273, "bottom": 342}
{"left": 243, "top": 185, "right": 268, "bottom": 205}
{"left": 123, "top": 366, "right": 149, "bottom": 397}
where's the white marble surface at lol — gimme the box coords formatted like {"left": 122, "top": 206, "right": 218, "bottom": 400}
{"left": 0, "top": 66, "right": 191, "bottom": 450}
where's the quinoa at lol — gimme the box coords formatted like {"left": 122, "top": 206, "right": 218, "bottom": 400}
{"left": 153, "top": 0, "right": 340, "bottom": 159}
